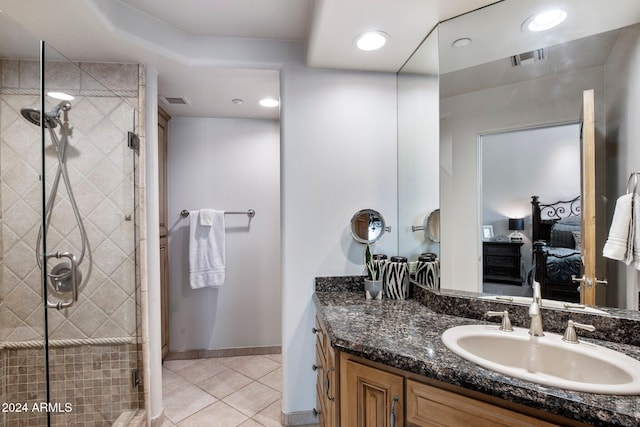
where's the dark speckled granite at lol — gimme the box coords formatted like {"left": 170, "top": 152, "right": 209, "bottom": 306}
{"left": 314, "top": 277, "right": 640, "bottom": 427}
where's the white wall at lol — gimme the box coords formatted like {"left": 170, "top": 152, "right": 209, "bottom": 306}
{"left": 167, "top": 117, "right": 281, "bottom": 351}
{"left": 280, "top": 61, "right": 398, "bottom": 414}
{"left": 605, "top": 23, "right": 640, "bottom": 310}
{"left": 481, "top": 125, "right": 580, "bottom": 273}
{"left": 440, "top": 66, "right": 604, "bottom": 293}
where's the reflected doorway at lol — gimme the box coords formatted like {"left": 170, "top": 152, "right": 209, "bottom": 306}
{"left": 480, "top": 123, "right": 580, "bottom": 295}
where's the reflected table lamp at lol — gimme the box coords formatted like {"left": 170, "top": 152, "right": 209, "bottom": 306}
{"left": 509, "top": 218, "right": 524, "bottom": 242}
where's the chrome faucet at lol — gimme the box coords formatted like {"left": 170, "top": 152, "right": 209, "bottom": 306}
{"left": 529, "top": 281, "right": 544, "bottom": 337}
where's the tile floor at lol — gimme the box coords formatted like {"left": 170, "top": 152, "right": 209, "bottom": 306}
{"left": 162, "top": 354, "right": 283, "bottom": 426}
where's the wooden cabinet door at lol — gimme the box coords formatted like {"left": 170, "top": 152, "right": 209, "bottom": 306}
{"left": 340, "top": 358, "right": 403, "bottom": 427}
{"left": 158, "top": 107, "right": 170, "bottom": 359}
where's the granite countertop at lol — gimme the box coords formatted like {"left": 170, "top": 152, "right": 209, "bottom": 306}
{"left": 313, "top": 289, "right": 640, "bottom": 427}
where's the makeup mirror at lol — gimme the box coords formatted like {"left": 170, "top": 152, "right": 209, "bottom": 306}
{"left": 350, "top": 209, "right": 387, "bottom": 244}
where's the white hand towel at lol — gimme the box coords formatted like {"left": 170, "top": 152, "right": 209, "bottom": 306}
{"left": 189, "top": 209, "right": 226, "bottom": 289}
{"left": 199, "top": 209, "right": 215, "bottom": 226}
{"left": 603, "top": 194, "right": 633, "bottom": 263}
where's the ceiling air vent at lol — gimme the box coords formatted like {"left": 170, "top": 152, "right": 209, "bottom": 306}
{"left": 510, "top": 48, "right": 546, "bottom": 67}
{"left": 160, "top": 96, "right": 190, "bottom": 105}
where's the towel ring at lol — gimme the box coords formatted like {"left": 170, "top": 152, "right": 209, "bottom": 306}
{"left": 626, "top": 172, "right": 640, "bottom": 196}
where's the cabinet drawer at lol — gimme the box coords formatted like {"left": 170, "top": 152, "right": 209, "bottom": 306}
{"left": 406, "top": 380, "right": 559, "bottom": 427}
{"left": 486, "top": 255, "right": 517, "bottom": 267}
{"left": 484, "top": 244, "right": 519, "bottom": 255}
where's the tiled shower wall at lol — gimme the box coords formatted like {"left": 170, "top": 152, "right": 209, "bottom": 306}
{"left": 0, "top": 60, "right": 142, "bottom": 426}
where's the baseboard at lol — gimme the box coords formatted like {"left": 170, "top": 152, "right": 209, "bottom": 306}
{"left": 281, "top": 410, "right": 319, "bottom": 426}
{"left": 165, "top": 345, "right": 281, "bottom": 360}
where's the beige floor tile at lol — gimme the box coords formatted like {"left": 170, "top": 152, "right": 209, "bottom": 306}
{"left": 258, "top": 367, "right": 282, "bottom": 392}
{"left": 197, "top": 367, "right": 253, "bottom": 399}
{"left": 162, "top": 368, "right": 191, "bottom": 397}
{"left": 163, "top": 384, "right": 217, "bottom": 424}
{"left": 163, "top": 355, "right": 284, "bottom": 426}
{"left": 163, "top": 359, "right": 200, "bottom": 372}
{"left": 252, "top": 399, "right": 283, "bottom": 427}
{"left": 177, "top": 401, "right": 248, "bottom": 427}
{"left": 238, "top": 420, "right": 264, "bottom": 427}
{"left": 220, "top": 355, "right": 280, "bottom": 380}
{"left": 176, "top": 357, "right": 229, "bottom": 384}
{"left": 223, "top": 381, "right": 281, "bottom": 417}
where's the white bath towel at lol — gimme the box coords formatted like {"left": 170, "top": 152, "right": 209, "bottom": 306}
{"left": 189, "top": 209, "right": 226, "bottom": 289}
{"left": 603, "top": 194, "right": 634, "bottom": 263}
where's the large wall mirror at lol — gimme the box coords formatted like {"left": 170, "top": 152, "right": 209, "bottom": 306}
{"left": 399, "top": 0, "right": 640, "bottom": 311}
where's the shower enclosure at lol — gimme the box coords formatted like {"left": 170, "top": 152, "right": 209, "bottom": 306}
{"left": 1, "top": 12, "right": 141, "bottom": 426}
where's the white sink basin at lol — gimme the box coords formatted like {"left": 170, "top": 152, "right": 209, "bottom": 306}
{"left": 478, "top": 295, "right": 608, "bottom": 315}
{"left": 441, "top": 324, "right": 640, "bottom": 394}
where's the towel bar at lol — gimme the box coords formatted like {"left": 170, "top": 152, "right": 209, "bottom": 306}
{"left": 180, "top": 209, "right": 255, "bottom": 218}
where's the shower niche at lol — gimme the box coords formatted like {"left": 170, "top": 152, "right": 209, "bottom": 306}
{"left": 0, "top": 11, "right": 142, "bottom": 427}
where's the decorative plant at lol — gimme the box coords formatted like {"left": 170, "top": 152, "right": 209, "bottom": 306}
{"left": 365, "top": 244, "right": 382, "bottom": 281}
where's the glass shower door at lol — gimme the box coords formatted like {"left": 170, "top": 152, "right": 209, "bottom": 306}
{"left": 0, "top": 13, "right": 48, "bottom": 427}
{"left": 40, "top": 43, "right": 141, "bottom": 425}
{"left": 1, "top": 11, "right": 141, "bottom": 425}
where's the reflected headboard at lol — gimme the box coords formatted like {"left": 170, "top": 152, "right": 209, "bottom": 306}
{"left": 531, "top": 195, "right": 581, "bottom": 242}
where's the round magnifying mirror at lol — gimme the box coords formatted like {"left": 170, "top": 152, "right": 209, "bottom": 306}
{"left": 350, "top": 209, "right": 386, "bottom": 244}
{"left": 426, "top": 209, "right": 440, "bottom": 242}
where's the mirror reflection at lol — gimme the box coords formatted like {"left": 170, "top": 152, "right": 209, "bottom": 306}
{"left": 439, "top": 1, "right": 639, "bottom": 308}
{"left": 439, "top": 0, "right": 640, "bottom": 310}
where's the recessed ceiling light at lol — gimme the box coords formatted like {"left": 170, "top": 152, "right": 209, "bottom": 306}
{"left": 355, "top": 31, "right": 389, "bottom": 51}
{"left": 47, "top": 91, "right": 75, "bottom": 101}
{"left": 232, "top": 98, "right": 244, "bottom": 105}
{"left": 452, "top": 38, "right": 472, "bottom": 48}
{"left": 524, "top": 9, "right": 567, "bottom": 32}
{"left": 259, "top": 98, "right": 279, "bottom": 108}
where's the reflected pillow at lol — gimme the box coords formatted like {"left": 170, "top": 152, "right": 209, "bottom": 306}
{"left": 572, "top": 230, "right": 581, "bottom": 250}
{"left": 550, "top": 221, "right": 580, "bottom": 248}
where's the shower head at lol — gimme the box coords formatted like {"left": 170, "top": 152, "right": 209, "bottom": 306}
{"left": 51, "top": 100, "right": 72, "bottom": 115}
{"left": 20, "top": 101, "right": 72, "bottom": 129}
{"left": 20, "top": 108, "right": 57, "bottom": 128}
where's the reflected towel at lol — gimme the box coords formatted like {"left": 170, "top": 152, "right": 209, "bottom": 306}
{"left": 634, "top": 197, "right": 640, "bottom": 270}
{"left": 189, "top": 209, "right": 225, "bottom": 289}
{"left": 603, "top": 194, "right": 633, "bottom": 263}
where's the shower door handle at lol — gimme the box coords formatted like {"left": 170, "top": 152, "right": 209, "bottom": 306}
{"left": 46, "top": 251, "right": 79, "bottom": 310}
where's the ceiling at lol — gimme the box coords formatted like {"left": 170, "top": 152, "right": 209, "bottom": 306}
{"left": 0, "top": 0, "right": 497, "bottom": 119}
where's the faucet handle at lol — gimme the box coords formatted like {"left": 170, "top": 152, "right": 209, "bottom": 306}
{"left": 562, "top": 319, "right": 596, "bottom": 344}
{"left": 486, "top": 310, "right": 514, "bottom": 332}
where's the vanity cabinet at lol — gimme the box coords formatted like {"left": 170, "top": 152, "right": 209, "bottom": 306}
{"left": 314, "top": 316, "right": 576, "bottom": 427}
